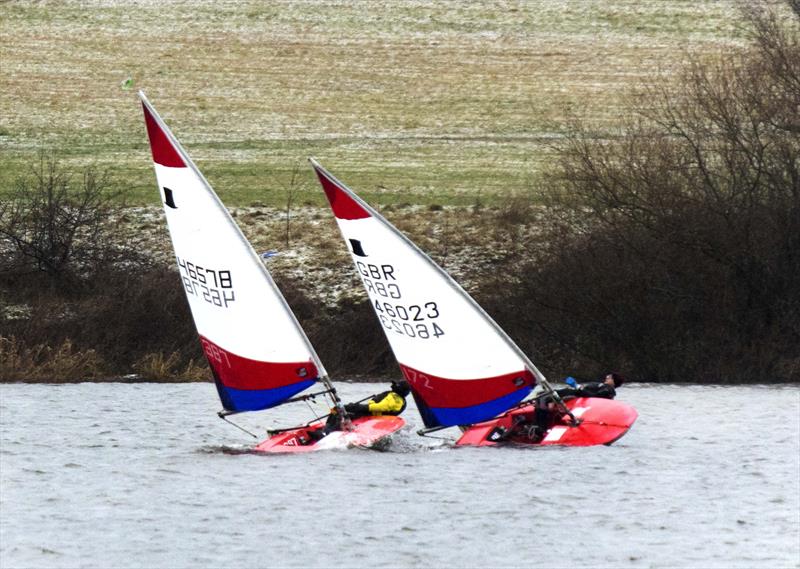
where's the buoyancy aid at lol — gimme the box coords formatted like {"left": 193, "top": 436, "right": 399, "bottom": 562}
{"left": 575, "top": 382, "right": 616, "bottom": 399}
{"left": 367, "top": 391, "right": 407, "bottom": 416}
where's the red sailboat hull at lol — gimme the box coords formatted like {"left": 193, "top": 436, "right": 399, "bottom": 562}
{"left": 254, "top": 415, "right": 406, "bottom": 453}
{"left": 456, "top": 398, "right": 638, "bottom": 447}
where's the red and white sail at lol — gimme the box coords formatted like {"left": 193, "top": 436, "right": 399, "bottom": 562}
{"left": 141, "top": 92, "right": 323, "bottom": 412}
{"left": 312, "top": 159, "right": 544, "bottom": 428}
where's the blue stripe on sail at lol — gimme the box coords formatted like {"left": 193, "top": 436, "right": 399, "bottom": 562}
{"left": 425, "top": 388, "right": 531, "bottom": 427}
{"left": 412, "top": 391, "right": 442, "bottom": 429}
{"left": 215, "top": 378, "right": 316, "bottom": 413}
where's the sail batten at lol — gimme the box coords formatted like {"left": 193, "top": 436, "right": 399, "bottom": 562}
{"left": 312, "top": 159, "right": 543, "bottom": 428}
{"left": 140, "top": 93, "right": 324, "bottom": 412}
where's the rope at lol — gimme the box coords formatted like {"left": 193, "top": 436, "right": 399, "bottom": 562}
{"left": 217, "top": 413, "right": 258, "bottom": 439}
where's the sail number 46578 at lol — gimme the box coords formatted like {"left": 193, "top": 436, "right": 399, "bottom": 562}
{"left": 374, "top": 300, "right": 444, "bottom": 339}
{"left": 177, "top": 257, "right": 235, "bottom": 308}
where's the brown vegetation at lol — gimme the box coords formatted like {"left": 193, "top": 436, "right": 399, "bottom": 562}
{"left": 2, "top": 4, "right": 797, "bottom": 384}
{"left": 0, "top": 152, "right": 128, "bottom": 294}
{"left": 0, "top": 160, "right": 202, "bottom": 380}
{"left": 0, "top": 337, "right": 102, "bottom": 382}
{"left": 481, "top": 5, "right": 800, "bottom": 383}
{"left": 133, "top": 352, "right": 210, "bottom": 382}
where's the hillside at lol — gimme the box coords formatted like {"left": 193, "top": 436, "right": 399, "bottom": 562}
{"left": 3, "top": 1, "right": 797, "bottom": 384}
{"left": 1, "top": 0, "right": 751, "bottom": 206}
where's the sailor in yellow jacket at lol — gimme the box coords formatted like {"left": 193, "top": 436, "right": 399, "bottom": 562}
{"left": 344, "top": 379, "right": 411, "bottom": 418}
{"left": 322, "top": 380, "right": 411, "bottom": 434}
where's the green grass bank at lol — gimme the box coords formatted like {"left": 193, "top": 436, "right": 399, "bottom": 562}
{"left": 2, "top": 0, "right": 749, "bottom": 206}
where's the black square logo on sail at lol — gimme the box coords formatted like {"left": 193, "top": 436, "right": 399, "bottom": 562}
{"left": 349, "top": 239, "right": 367, "bottom": 257}
{"left": 163, "top": 187, "right": 177, "bottom": 209}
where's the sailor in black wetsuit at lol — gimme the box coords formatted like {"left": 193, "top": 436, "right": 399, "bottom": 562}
{"left": 533, "top": 372, "right": 625, "bottom": 438}
{"left": 561, "top": 372, "right": 624, "bottom": 400}
{"left": 498, "top": 372, "right": 626, "bottom": 443}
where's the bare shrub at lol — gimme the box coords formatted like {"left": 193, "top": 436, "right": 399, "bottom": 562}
{"left": 496, "top": 5, "right": 800, "bottom": 383}
{"left": 494, "top": 194, "right": 537, "bottom": 226}
{"left": 75, "top": 265, "right": 203, "bottom": 373}
{"left": 0, "top": 152, "right": 127, "bottom": 294}
{"left": 282, "top": 163, "right": 306, "bottom": 248}
{"left": 1, "top": 262, "right": 203, "bottom": 380}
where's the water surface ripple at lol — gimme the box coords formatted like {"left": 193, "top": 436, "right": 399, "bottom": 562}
{"left": 1, "top": 383, "right": 798, "bottom": 568}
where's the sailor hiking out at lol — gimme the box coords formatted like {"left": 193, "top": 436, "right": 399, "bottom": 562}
{"left": 492, "top": 372, "right": 627, "bottom": 444}
{"left": 317, "top": 380, "right": 411, "bottom": 437}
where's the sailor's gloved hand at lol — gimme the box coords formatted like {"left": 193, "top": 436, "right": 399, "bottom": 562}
{"left": 565, "top": 376, "right": 577, "bottom": 388}
{"left": 345, "top": 403, "right": 369, "bottom": 415}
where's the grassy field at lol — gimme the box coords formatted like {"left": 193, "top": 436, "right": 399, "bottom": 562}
{"left": 1, "top": 0, "right": 758, "bottom": 206}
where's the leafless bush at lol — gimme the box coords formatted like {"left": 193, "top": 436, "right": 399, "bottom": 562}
{"left": 0, "top": 152, "right": 128, "bottom": 293}
{"left": 282, "top": 163, "right": 306, "bottom": 248}
{"left": 75, "top": 265, "right": 203, "bottom": 372}
{"left": 1, "top": 262, "right": 203, "bottom": 380}
{"left": 488, "top": 5, "right": 800, "bottom": 383}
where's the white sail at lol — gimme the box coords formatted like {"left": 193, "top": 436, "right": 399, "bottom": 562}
{"left": 141, "top": 92, "right": 324, "bottom": 412}
{"left": 312, "top": 159, "right": 545, "bottom": 427}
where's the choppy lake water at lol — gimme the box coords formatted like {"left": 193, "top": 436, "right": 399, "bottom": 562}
{"left": 1, "top": 383, "right": 798, "bottom": 569}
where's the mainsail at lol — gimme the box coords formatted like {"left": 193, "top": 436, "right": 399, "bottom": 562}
{"left": 312, "top": 159, "right": 547, "bottom": 428}
{"left": 141, "top": 93, "right": 324, "bottom": 413}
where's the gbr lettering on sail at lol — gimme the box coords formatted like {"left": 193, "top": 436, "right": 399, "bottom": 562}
{"left": 354, "top": 258, "right": 445, "bottom": 341}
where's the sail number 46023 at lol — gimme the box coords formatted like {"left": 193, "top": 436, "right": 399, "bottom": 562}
{"left": 177, "top": 256, "right": 235, "bottom": 308}
{"left": 374, "top": 300, "right": 444, "bottom": 339}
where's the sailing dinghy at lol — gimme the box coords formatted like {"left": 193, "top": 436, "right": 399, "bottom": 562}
{"left": 310, "top": 159, "right": 637, "bottom": 447}
{"left": 139, "top": 94, "right": 404, "bottom": 453}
